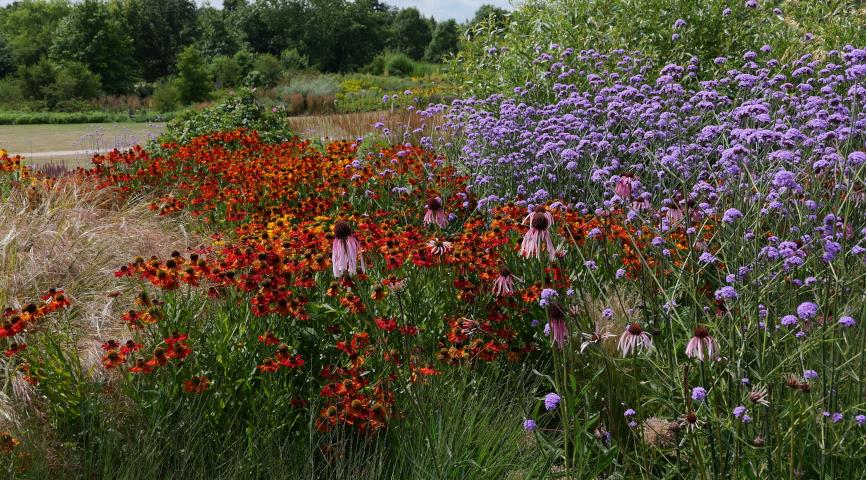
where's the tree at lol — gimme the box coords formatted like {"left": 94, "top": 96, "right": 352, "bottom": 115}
{"left": 196, "top": 7, "right": 241, "bottom": 58}
{"left": 390, "top": 7, "right": 432, "bottom": 61}
{"left": 302, "top": 0, "right": 390, "bottom": 72}
{"left": 18, "top": 58, "right": 56, "bottom": 100}
{"left": 280, "top": 48, "right": 308, "bottom": 71}
{"left": 0, "top": 0, "right": 72, "bottom": 67}
{"left": 425, "top": 19, "right": 460, "bottom": 62}
{"left": 231, "top": 0, "right": 306, "bottom": 56}
{"left": 49, "top": 0, "right": 137, "bottom": 93}
{"left": 252, "top": 53, "right": 283, "bottom": 87}
{"left": 123, "top": 0, "right": 198, "bottom": 81}
{"left": 19, "top": 58, "right": 101, "bottom": 106}
{"left": 469, "top": 4, "right": 509, "bottom": 29}
{"left": 175, "top": 45, "right": 211, "bottom": 103}
{"left": 42, "top": 61, "right": 102, "bottom": 106}
{"left": 0, "top": 36, "right": 15, "bottom": 78}
{"left": 210, "top": 55, "right": 242, "bottom": 88}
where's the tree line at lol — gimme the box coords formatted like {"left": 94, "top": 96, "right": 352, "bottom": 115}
{"left": 0, "top": 0, "right": 508, "bottom": 109}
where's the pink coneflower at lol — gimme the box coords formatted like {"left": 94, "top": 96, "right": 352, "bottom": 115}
{"left": 615, "top": 175, "right": 633, "bottom": 200}
{"left": 493, "top": 265, "right": 520, "bottom": 296}
{"left": 423, "top": 196, "right": 448, "bottom": 227}
{"left": 427, "top": 238, "right": 452, "bottom": 255}
{"left": 665, "top": 205, "right": 684, "bottom": 224}
{"left": 685, "top": 325, "right": 716, "bottom": 361}
{"left": 618, "top": 322, "right": 652, "bottom": 356}
{"left": 548, "top": 303, "right": 568, "bottom": 348}
{"left": 580, "top": 323, "right": 616, "bottom": 353}
{"left": 520, "top": 206, "right": 556, "bottom": 261}
{"left": 678, "top": 410, "right": 701, "bottom": 432}
{"left": 332, "top": 221, "right": 364, "bottom": 278}
{"left": 748, "top": 386, "right": 769, "bottom": 406}
{"left": 632, "top": 196, "right": 651, "bottom": 211}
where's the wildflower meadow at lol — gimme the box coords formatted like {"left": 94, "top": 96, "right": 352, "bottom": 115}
{"left": 2, "top": 2, "right": 866, "bottom": 479}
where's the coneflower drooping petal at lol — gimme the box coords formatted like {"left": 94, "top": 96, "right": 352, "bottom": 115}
{"left": 423, "top": 196, "right": 448, "bottom": 228}
{"left": 520, "top": 206, "right": 556, "bottom": 261}
{"left": 332, "top": 221, "right": 364, "bottom": 278}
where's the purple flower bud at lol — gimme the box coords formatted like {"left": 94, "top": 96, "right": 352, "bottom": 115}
{"left": 544, "top": 392, "right": 561, "bottom": 410}
{"left": 797, "top": 302, "right": 818, "bottom": 319}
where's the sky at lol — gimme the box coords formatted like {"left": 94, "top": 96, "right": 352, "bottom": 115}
{"left": 383, "top": 0, "right": 512, "bottom": 22}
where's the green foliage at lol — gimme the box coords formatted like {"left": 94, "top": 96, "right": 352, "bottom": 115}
{"left": 49, "top": 0, "right": 137, "bottom": 94}
{"left": 279, "top": 47, "right": 309, "bottom": 71}
{"left": 0, "top": 77, "right": 23, "bottom": 106}
{"left": 159, "top": 87, "right": 290, "bottom": 145}
{"left": 362, "top": 51, "right": 440, "bottom": 78}
{"left": 390, "top": 7, "right": 433, "bottom": 61}
{"left": 454, "top": 0, "right": 866, "bottom": 99}
{"left": 210, "top": 55, "right": 243, "bottom": 89}
{"left": 0, "top": 0, "right": 71, "bottom": 67}
{"left": 0, "top": 0, "right": 461, "bottom": 118}
{"left": 0, "top": 35, "right": 15, "bottom": 78}
{"left": 232, "top": 50, "right": 255, "bottom": 72}
{"left": 195, "top": 6, "right": 241, "bottom": 58}
{"left": 0, "top": 110, "right": 175, "bottom": 124}
{"left": 252, "top": 53, "right": 283, "bottom": 87}
{"left": 384, "top": 53, "right": 417, "bottom": 77}
{"left": 40, "top": 61, "right": 102, "bottom": 106}
{"left": 18, "top": 58, "right": 102, "bottom": 107}
{"left": 425, "top": 19, "right": 460, "bottom": 62}
{"left": 468, "top": 4, "right": 509, "bottom": 30}
{"left": 175, "top": 46, "right": 212, "bottom": 104}
{"left": 152, "top": 80, "right": 182, "bottom": 112}
{"left": 302, "top": 0, "right": 391, "bottom": 72}
{"left": 18, "top": 58, "right": 55, "bottom": 100}
{"left": 123, "top": 0, "right": 198, "bottom": 82}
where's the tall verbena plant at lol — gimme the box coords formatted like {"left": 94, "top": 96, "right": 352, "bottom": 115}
{"left": 411, "top": 43, "right": 866, "bottom": 477}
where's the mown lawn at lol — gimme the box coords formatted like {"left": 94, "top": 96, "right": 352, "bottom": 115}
{"left": 0, "top": 122, "right": 165, "bottom": 166}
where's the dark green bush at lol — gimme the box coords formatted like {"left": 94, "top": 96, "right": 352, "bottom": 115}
{"left": 384, "top": 53, "right": 416, "bottom": 77}
{"left": 152, "top": 80, "right": 182, "bottom": 113}
{"left": 279, "top": 47, "right": 309, "bottom": 71}
{"left": 210, "top": 55, "right": 243, "bottom": 89}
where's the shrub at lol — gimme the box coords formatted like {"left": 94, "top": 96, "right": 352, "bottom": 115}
{"left": 152, "top": 80, "right": 182, "bottom": 112}
{"left": 159, "top": 87, "right": 291, "bottom": 145}
{"left": 361, "top": 52, "right": 387, "bottom": 75}
{"left": 175, "top": 45, "right": 211, "bottom": 104}
{"left": 279, "top": 47, "right": 309, "bottom": 71}
{"left": 41, "top": 61, "right": 102, "bottom": 105}
{"left": 210, "top": 55, "right": 243, "bottom": 89}
{"left": 253, "top": 53, "right": 283, "bottom": 87}
{"left": 0, "top": 77, "right": 24, "bottom": 107}
{"left": 232, "top": 49, "right": 255, "bottom": 72}
{"left": 384, "top": 52, "right": 416, "bottom": 77}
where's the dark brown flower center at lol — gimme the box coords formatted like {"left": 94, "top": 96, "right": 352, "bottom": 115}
{"left": 627, "top": 323, "right": 643, "bottom": 335}
{"left": 693, "top": 325, "right": 709, "bottom": 339}
{"left": 548, "top": 303, "right": 565, "bottom": 321}
{"left": 498, "top": 265, "right": 511, "bottom": 277}
{"left": 427, "top": 197, "right": 442, "bottom": 211}
{"left": 531, "top": 213, "right": 549, "bottom": 231}
{"left": 685, "top": 411, "right": 697, "bottom": 424}
{"left": 334, "top": 221, "right": 353, "bottom": 240}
